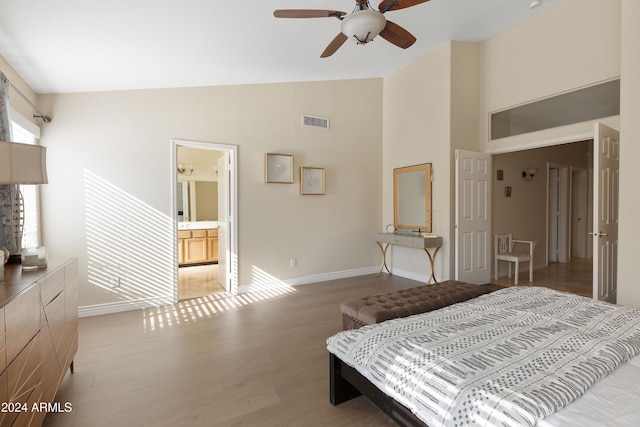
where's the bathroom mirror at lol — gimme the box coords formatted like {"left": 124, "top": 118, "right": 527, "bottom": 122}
{"left": 393, "top": 163, "right": 432, "bottom": 232}
{"left": 177, "top": 180, "right": 218, "bottom": 222}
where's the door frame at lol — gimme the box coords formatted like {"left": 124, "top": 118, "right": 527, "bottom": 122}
{"left": 171, "top": 139, "right": 238, "bottom": 300}
{"left": 546, "top": 163, "right": 570, "bottom": 264}
{"left": 486, "top": 126, "right": 618, "bottom": 299}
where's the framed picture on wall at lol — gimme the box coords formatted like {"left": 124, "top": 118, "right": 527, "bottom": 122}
{"left": 265, "top": 153, "right": 294, "bottom": 183}
{"left": 300, "top": 167, "right": 325, "bottom": 195}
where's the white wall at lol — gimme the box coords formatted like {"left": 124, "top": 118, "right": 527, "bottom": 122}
{"left": 618, "top": 0, "right": 640, "bottom": 307}
{"left": 37, "top": 80, "right": 383, "bottom": 308}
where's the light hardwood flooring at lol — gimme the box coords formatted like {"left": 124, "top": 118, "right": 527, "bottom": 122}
{"left": 178, "top": 264, "right": 225, "bottom": 301}
{"left": 492, "top": 258, "right": 592, "bottom": 297}
{"left": 44, "top": 261, "right": 593, "bottom": 427}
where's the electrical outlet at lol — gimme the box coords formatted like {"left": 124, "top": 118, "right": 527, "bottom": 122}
{"left": 110, "top": 276, "right": 120, "bottom": 287}
{"left": 290, "top": 258, "right": 297, "bottom": 267}
{"left": 412, "top": 255, "right": 417, "bottom": 263}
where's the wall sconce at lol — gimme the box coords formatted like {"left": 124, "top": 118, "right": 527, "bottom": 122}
{"left": 522, "top": 168, "right": 538, "bottom": 181}
{"left": 177, "top": 164, "right": 194, "bottom": 176}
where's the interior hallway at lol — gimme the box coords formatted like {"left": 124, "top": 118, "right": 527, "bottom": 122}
{"left": 492, "top": 258, "right": 592, "bottom": 297}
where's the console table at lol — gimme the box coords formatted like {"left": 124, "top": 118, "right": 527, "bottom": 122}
{"left": 375, "top": 233, "right": 443, "bottom": 284}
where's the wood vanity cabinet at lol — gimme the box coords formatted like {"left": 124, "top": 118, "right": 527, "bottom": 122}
{"left": 207, "top": 229, "right": 218, "bottom": 263}
{"left": 0, "top": 258, "right": 78, "bottom": 427}
{"left": 178, "top": 229, "right": 218, "bottom": 265}
{"left": 177, "top": 230, "right": 189, "bottom": 265}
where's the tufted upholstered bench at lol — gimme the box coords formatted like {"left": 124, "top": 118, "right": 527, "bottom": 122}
{"left": 340, "top": 280, "right": 501, "bottom": 330}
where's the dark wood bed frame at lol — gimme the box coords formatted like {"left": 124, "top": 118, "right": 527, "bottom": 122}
{"left": 330, "top": 352, "right": 427, "bottom": 427}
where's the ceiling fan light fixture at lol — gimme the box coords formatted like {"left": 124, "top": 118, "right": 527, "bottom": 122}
{"left": 341, "top": 10, "right": 386, "bottom": 45}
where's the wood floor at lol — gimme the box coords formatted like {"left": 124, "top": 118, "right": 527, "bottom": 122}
{"left": 44, "top": 260, "right": 593, "bottom": 427}
{"left": 492, "top": 258, "right": 592, "bottom": 297}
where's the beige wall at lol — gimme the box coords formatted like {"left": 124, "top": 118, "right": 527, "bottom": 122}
{"left": 618, "top": 0, "right": 640, "bottom": 307}
{"left": 382, "top": 0, "right": 633, "bottom": 300}
{"left": 383, "top": 44, "right": 452, "bottom": 282}
{"left": 480, "top": 0, "right": 621, "bottom": 152}
{"left": 36, "top": 80, "right": 383, "bottom": 308}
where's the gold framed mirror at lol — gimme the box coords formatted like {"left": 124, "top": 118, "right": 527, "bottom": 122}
{"left": 393, "top": 163, "right": 432, "bottom": 232}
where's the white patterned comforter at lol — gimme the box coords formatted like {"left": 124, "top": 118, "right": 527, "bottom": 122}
{"left": 327, "top": 287, "right": 640, "bottom": 427}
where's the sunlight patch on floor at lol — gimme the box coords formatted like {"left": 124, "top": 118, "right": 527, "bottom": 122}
{"left": 143, "top": 265, "right": 296, "bottom": 331}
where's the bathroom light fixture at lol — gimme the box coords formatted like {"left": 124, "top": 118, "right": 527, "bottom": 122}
{"left": 529, "top": 0, "right": 541, "bottom": 9}
{"left": 522, "top": 168, "right": 538, "bottom": 181}
{"left": 177, "top": 164, "right": 194, "bottom": 176}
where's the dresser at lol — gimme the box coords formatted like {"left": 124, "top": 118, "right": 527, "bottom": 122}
{"left": 0, "top": 258, "right": 78, "bottom": 427}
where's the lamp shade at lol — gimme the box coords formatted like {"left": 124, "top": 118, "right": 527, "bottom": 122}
{"left": 0, "top": 141, "right": 48, "bottom": 184}
{"left": 341, "top": 10, "right": 386, "bottom": 44}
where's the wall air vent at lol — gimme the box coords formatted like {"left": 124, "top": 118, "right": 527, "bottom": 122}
{"left": 302, "top": 114, "right": 330, "bottom": 130}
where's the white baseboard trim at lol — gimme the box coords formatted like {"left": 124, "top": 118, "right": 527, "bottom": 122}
{"left": 79, "top": 266, "right": 379, "bottom": 317}
{"left": 238, "top": 266, "right": 379, "bottom": 293}
{"left": 387, "top": 268, "right": 431, "bottom": 284}
{"left": 78, "top": 296, "right": 174, "bottom": 318}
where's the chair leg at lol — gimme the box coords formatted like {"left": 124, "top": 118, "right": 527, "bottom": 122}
{"left": 514, "top": 261, "right": 519, "bottom": 285}
{"left": 529, "top": 258, "right": 534, "bottom": 282}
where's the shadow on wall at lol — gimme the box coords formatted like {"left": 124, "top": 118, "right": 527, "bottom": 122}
{"left": 84, "top": 170, "right": 175, "bottom": 302}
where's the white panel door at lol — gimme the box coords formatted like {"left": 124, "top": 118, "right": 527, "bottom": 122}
{"left": 217, "top": 152, "right": 231, "bottom": 292}
{"left": 455, "top": 149, "right": 492, "bottom": 284}
{"left": 592, "top": 123, "right": 619, "bottom": 303}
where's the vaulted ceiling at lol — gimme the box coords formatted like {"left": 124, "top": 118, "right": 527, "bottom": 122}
{"left": 0, "top": 0, "right": 564, "bottom": 94}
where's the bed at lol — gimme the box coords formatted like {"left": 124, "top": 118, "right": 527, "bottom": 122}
{"left": 327, "top": 286, "right": 640, "bottom": 426}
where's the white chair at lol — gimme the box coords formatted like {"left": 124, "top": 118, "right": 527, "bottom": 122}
{"left": 494, "top": 234, "right": 537, "bottom": 285}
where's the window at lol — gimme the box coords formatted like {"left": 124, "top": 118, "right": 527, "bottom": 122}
{"left": 490, "top": 79, "right": 620, "bottom": 140}
{"left": 11, "top": 119, "right": 42, "bottom": 249}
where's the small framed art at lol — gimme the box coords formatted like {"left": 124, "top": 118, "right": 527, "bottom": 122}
{"left": 265, "top": 153, "right": 294, "bottom": 183}
{"left": 300, "top": 167, "right": 325, "bottom": 195}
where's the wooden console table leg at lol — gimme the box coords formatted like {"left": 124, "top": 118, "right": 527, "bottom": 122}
{"left": 423, "top": 246, "right": 441, "bottom": 284}
{"left": 376, "top": 241, "right": 392, "bottom": 276}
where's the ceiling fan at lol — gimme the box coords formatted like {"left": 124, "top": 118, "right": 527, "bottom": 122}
{"left": 274, "top": 0, "right": 430, "bottom": 58}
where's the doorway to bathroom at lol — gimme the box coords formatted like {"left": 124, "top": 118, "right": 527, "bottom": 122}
{"left": 172, "top": 139, "right": 238, "bottom": 302}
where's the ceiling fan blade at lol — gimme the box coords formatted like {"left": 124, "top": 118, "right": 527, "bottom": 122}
{"left": 378, "top": 0, "right": 430, "bottom": 13}
{"left": 321, "top": 33, "right": 349, "bottom": 58}
{"left": 274, "top": 9, "right": 346, "bottom": 18}
{"left": 379, "top": 20, "right": 416, "bottom": 49}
